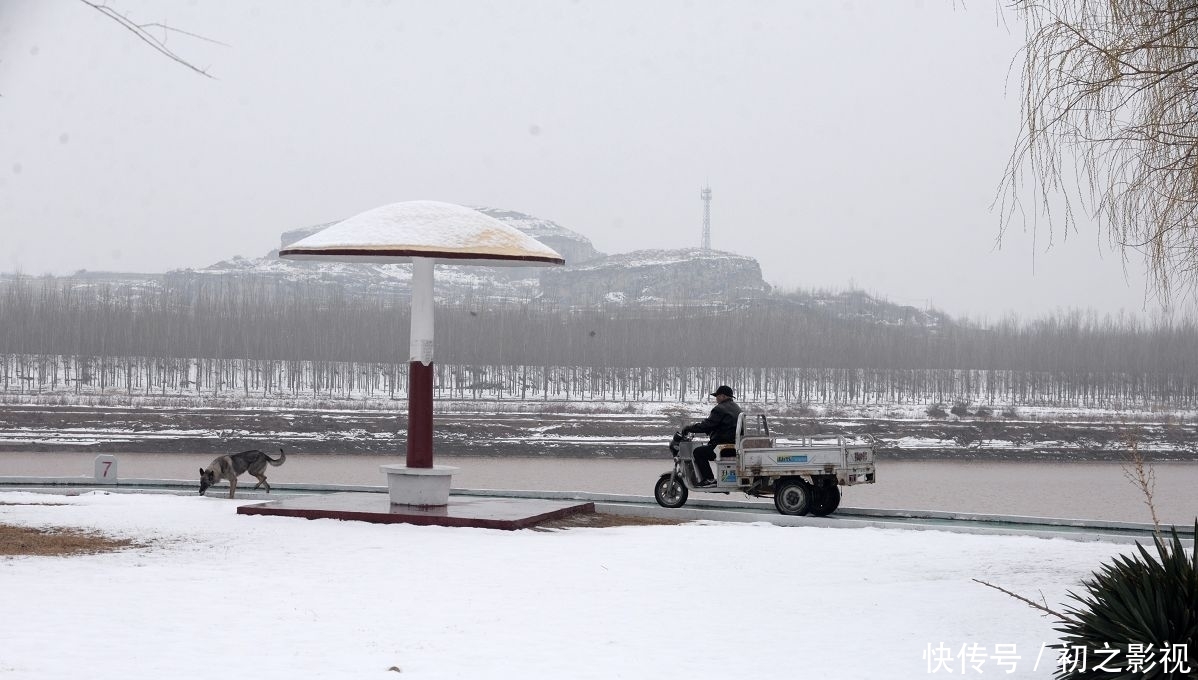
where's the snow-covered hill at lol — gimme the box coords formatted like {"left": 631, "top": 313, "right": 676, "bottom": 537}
{"left": 540, "top": 247, "right": 770, "bottom": 305}
{"left": 187, "top": 207, "right": 772, "bottom": 305}
{"left": 5, "top": 207, "right": 945, "bottom": 326}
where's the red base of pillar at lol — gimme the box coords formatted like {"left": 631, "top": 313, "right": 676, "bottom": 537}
{"left": 407, "top": 360, "right": 434, "bottom": 468}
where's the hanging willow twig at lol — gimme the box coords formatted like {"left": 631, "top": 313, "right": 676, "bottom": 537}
{"left": 997, "top": 0, "right": 1198, "bottom": 305}
{"left": 77, "top": 0, "right": 224, "bottom": 79}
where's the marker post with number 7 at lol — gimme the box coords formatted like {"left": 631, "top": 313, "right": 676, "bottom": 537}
{"left": 93, "top": 454, "right": 117, "bottom": 484}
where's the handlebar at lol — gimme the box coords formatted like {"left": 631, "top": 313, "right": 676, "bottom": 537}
{"left": 669, "top": 430, "right": 693, "bottom": 454}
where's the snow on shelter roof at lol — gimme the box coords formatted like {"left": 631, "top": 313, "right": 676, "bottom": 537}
{"left": 278, "top": 200, "right": 565, "bottom": 267}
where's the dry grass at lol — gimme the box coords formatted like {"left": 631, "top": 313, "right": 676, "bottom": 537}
{"left": 0, "top": 523, "right": 138, "bottom": 557}
{"left": 532, "top": 512, "right": 687, "bottom": 531}
{"left": 0, "top": 512, "right": 671, "bottom": 553}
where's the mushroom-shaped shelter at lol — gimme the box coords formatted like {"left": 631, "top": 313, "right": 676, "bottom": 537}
{"left": 278, "top": 200, "right": 566, "bottom": 267}
{"left": 280, "top": 200, "right": 564, "bottom": 505}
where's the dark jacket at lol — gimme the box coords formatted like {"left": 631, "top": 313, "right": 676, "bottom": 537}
{"left": 686, "top": 399, "right": 743, "bottom": 445}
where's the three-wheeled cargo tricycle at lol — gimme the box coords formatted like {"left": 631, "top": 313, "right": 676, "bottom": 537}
{"left": 654, "top": 412, "right": 876, "bottom": 516}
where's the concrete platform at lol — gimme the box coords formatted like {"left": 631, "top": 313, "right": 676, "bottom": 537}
{"left": 236, "top": 492, "right": 595, "bottom": 530}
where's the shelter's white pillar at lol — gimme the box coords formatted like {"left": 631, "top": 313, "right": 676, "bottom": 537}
{"left": 395, "top": 256, "right": 452, "bottom": 503}
{"left": 409, "top": 257, "right": 434, "bottom": 364}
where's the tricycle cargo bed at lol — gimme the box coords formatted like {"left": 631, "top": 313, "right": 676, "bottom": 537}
{"left": 741, "top": 440, "right": 875, "bottom": 485}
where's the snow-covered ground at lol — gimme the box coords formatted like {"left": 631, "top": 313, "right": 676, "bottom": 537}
{"left": 0, "top": 490, "right": 1130, "bottom": 679}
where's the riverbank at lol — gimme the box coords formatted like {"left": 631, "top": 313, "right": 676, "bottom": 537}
{"left": 1, "top": 401, "right": 1196, "bottom": 461}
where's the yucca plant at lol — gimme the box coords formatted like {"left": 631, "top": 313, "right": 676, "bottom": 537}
{"left": 1054, "top": 523, "right": 1197, "bottom": 679}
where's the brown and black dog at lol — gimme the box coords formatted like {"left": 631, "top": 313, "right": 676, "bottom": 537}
{"left": 199, "top": 448, "right": 286, "bottom": 498}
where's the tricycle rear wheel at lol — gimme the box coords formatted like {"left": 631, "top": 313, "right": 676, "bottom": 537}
{"left": 654, "top": 473, "right": 688, "bottom": 508}
{"left": 774, "top": 478, "right": 812, "bottom": 516}
{"left": 810, "top": 485, "right": 841, "bottom": 517}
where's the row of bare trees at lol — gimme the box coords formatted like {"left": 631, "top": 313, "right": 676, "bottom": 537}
{"left": 1, "top": 276, "right": 1197, "bottom": 406}
{"left": 3, "top": 354, "right": 1194, "bottom": 408}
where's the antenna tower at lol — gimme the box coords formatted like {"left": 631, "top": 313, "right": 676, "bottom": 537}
{"left": 700, "top": 185, "right": 712, "bottom": 250}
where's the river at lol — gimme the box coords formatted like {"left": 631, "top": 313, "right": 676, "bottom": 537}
{"left": 3, "top": 451, "right": 1196, "bottom": 525}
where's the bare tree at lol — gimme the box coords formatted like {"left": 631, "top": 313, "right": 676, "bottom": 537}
{"left": 1122, "top": 434, "right": 1162, "bottom": 533}
{"left": 998, "top": 1, "right": 1198, "bottom": 304}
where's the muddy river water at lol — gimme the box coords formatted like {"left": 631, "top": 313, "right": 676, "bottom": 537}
{"left": 2, "top": 451, "right": 1196, "bottom": 526}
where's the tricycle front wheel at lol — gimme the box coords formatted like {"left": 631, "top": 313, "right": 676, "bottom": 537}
{"left": 654, "top": 473, "right": 688, "bottom": 508}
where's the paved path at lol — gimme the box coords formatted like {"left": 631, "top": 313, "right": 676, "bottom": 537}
{"left": 1, "top": 475, "right": 1191, "bottom": 545}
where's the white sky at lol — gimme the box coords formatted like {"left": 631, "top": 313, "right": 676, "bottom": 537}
{"left": 0, "top": 0, "right": 1166, "bottom": 320}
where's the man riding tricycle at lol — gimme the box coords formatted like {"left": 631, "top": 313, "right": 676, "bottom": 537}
{"left": 654, "top": 387, "right": 877, "bottom": 516}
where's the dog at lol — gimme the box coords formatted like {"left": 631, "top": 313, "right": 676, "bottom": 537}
{"left": 199, "top": 448, "right": 286, "bottom": 499}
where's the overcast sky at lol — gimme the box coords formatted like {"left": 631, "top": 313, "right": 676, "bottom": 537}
{"left": 0, "top": 0, "right": 1169, "bottom": 320}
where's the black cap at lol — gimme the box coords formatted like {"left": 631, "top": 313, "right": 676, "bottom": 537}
{"left": 710, "top": 385, "right": 734, "bottom": 398}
